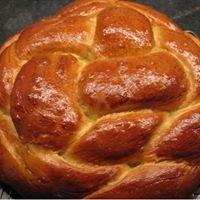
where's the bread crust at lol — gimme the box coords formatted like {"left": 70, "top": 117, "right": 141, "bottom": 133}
{"left": 0, "top": 0, "right": 199, "bottom": 198}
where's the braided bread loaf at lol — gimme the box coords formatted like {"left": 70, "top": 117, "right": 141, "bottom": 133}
{"left": 0, "top": 0, "right": 199, "bottom": 198}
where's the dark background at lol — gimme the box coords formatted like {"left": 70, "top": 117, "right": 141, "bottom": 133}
{"left": 0, "top": 0, "right": 200, "bottom": 44}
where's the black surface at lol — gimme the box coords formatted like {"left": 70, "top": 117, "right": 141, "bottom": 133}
{"left": 0, "top": 0, "right": 200, "bottom": 45}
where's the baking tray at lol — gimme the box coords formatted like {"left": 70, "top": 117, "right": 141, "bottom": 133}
{"left": 0, "top": 183, "right": 199, "bottom": 199}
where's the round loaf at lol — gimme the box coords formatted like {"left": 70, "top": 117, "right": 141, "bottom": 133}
{"left": 0, "top": 0, "right": 199, "bottom": 198}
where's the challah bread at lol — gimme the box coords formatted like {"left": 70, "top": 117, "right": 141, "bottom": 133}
{"left": 0, "top": 0, "right": 199, "bottom": 198}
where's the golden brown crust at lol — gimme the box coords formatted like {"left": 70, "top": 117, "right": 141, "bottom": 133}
{"left": 155, "top": 107, "right": 200, "bottom": 162}
{"left": 11, "top": 54, "right": 83, "bottom": 150}
{"left": 55, "top": 0, "right": 113, "bottom": 18}
{"left": 0, "top": 116, "right": 121, "bottom": 198}
{"left": 15, "top": 16, "right": 93, "bottom": 59}
{"left": 158, "top": 27, "right": 200, "bottom": 95}
{"left": 118, "top": 1, "right": 181, "bottom": 31}
{"left": 79, "top": 52, "right": 188, "bottom": 114}
{"left": 93, "top": 6, "right": 154, "bottom": 57}
{"left": 0, "top": 36, "right": 23, "bottom": 112}
{"left": 0, "top": 0, "right": 199, "bottom": 198}
{"left": 69, "top": 111, "right": 164, "bottom": 164}
{"left": 86, "top": 163, "right": 200, "bottom": 199}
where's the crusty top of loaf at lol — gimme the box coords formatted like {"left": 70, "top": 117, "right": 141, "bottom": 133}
{"left": 0, "top": 0, "right": 199, "bottom": 198}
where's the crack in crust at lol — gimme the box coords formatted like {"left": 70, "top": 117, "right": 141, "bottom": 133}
{"left": 0, "top": 0, "right": 199, "bottom": 198}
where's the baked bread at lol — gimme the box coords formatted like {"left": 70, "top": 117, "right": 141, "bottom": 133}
{"left": 0, "top": 0, "right": 199, "bottom": 198}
